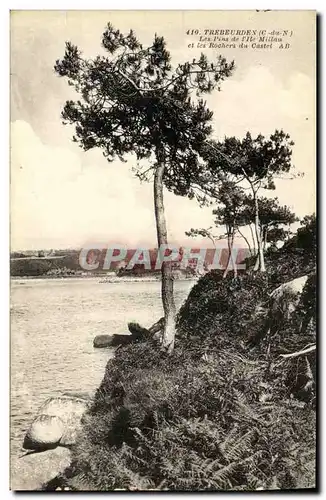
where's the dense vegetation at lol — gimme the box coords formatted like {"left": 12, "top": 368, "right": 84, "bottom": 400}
{"left": 55, "top": 216, "right": 316, "bottom": 492}
{"left": 10, "top": 252, "right": 82, "bottom": 277}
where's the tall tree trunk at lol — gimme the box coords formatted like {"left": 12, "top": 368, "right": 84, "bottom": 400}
{"left": 253, "top": 193, "right": 266, "bottom": 272}
{"left": 223, "top": 227, "right": 231, "bottom": 278}
{"left": 154, "top": 157, "right": 176, "bottom": 352}
{"left": 230, "top": 227, "right": 237, "bottom": 277}
{"left": 223, "top": 225, "right": 237, "bottom": 278}
{"left": 249, "top": 223, "right": 256, "bottom": 252}
{"left": 263, "top": 226, "right": 268, "bottom": 251}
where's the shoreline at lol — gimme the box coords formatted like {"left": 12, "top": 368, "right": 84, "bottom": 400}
{"left": 10, "top": 275, "right": 197, "bottom": 283}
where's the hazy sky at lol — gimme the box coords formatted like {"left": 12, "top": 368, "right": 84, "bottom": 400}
{"left": 10, "top": 10, "right": 316, "bottom": 250}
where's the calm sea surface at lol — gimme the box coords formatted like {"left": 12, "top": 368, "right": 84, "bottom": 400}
{"left": 10, "top": 278, "right": 195, "bottom": 461}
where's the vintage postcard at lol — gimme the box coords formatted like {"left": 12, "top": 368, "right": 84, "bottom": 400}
{"left": 10, "top": 10, "right": 316, "bottom": 491}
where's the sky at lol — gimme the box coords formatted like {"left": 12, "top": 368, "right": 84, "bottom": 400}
{"left": 10, "top": 10, "right": 316, "bottom": 251}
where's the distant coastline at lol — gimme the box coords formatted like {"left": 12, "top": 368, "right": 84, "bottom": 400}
{"left": 10, "top": 249, "right": 202, "bottom": 280}
{"left": 10, "top": 275, "right": 197, "bottom": 283}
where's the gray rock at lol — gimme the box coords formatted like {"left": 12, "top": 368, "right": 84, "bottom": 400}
{"left": 93, "top": 333, "right": 132, "bottom": 348}
{"left": 23, "top": 415, "right": 64, "bottom": 450}
{"left": 249, "top": 275, "right": 312, "bottom": 346}
{"left": 93, "top": 334, "right": 114, "bottom": 347}
{"left": 94, "top": 318, "right": 165, "bottom": 348}
{"left": 11, "top": 447, "right": 71, "bottom": 491}
{"left": 128, "top": 322, "right": 150, "bottom": 339}
{"left": 23, "top": 395, "right": 91, "bottom": 450}
{"left": 270, "top": 275, "right": 309, "bottom": 319}
{"left": 270, "top": 274, "right": 309, "bottom": 301}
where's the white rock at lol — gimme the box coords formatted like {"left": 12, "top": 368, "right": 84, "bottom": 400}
{"left": 23, "top": 395, "right": 91, "bottom": 450}
{"left": 270, "top": 275, "right": 308, "bottom": 301}
{"left": 269, "top": 275, "right": 309, "bottom": 317}
{"left": 24, "top": 415, "right": 64, "bottom": 449}
{"left": 11, "top": 448, "right": 71, "bottom": 491}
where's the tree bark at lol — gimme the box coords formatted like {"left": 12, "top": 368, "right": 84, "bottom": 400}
{"left": 223, "top": 226, "right": 232, "bottom": 278}
{"left": 263, "top": 226, "right": 268, "bottom": 252}
{"left": 249, "top": 223, "right": 256, "bottom": 253}
{"left": 253, "top": 192, "right": 266, "bottom": 272}
{"left": 223, "top": 225, "right": 237, "bottom": 278}
{"left": 154, "top": 155, "right": 176, "bottom": 352}
{"left": 230, "top": 227, "right": 237, "bottom": 277}
{"left": 249, "top": 222, "right": 259, "bottom": 268}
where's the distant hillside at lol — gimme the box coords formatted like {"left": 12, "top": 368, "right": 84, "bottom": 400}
{"left": 10, "top": 247, "right": 249, "bottom": 277}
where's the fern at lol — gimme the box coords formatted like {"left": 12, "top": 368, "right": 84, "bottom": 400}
{"left": 222, "top": 430, "right": 254, "bottom": 463}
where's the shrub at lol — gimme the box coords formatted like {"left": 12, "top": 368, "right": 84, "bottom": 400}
{"left": 176, "top": 271, "right": 270, "bottom": 348}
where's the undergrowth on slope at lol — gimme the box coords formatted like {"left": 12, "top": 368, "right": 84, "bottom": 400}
{"left": 63, "top": 340, "right": 315, "bottom": 491}
{"left": 59, "top": 218, "right": 316, "bottom": 492}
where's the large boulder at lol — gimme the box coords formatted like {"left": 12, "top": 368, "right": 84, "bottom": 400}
{"left": 23, "top": 395, "right": 91, "bottom": 450}
{"left": 93, "top": 333, "right": 132, "bottom": 348}
{"left": 93, "top": 334, "right": 115, "bottom": 348}
{"left": 11, "top": 447, "right": 71, "bottom": 491}
{"left": 249, "top": 275, "right": 312, "bottom": 346}
{"left": 269, "top": 275, "right": 309, "bottom": 321}
{"left": 23, "top": 415, "right": 65, "bottom": 450}
{"left": 93, "top": 318, "right": 165, "bottom": 348}
{"left": 128, "top": 317, "right": 165, "bottom": 339}
{"left": 270, "top": 275, "right": 309, "bottom": 309}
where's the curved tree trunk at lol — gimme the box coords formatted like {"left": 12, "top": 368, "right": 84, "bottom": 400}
{"left": 237, "top": 226, "right": 253, "bottom": 257}
{"left": 154, "top": 157, "right": 176, "bottom": 352}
